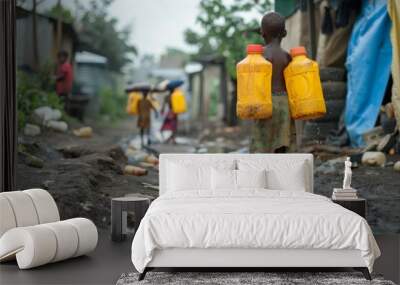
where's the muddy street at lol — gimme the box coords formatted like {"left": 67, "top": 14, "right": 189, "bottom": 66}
{"left": 15, "top": 117, "right": 400, "bottom": 234}
{"left": 16, "top": 118, "right": 250, "bottom": 228}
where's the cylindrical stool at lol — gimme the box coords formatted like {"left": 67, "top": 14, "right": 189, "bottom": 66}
{"left": 111, "top": 197, "right": 150, "bottom": 242}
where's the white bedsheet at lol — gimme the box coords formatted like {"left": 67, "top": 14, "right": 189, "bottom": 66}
{"left": 131, "top": 190, "right": 380, "bottom": 273}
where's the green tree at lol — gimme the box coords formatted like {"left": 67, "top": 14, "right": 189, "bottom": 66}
{"left": 46, "top": 1, "right": 74, "bottom": 23}
{"left": 185, "top": 0, "right": 272, "bottom": 79}
{"left": 78, "top": 0, "right": 137, "bottom": 72}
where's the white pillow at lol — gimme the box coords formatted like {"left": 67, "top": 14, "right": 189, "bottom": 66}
{"left": 167, "top": 162, "right": 211, "bottom": 191}
{"left": 211, "top": 168, "right": 237, "bottom": 191}
{"left": 238, "top": 159, "right": 308, "bottom": 191}
{"left": 236, "top": 169, "right": 267, "bottom": 189}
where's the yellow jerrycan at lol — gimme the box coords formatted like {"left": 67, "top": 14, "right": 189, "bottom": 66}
{"left": 171, "top": 89, "right": 187, "bottom": 114}
{"left": 236, "top": 44, "right": 272, "bottom": 120}
{"left": 284, "top": 46, "right": 326, "bottom": 120}
{"left": 126, "top": 92, "right": 142, "bottom": 115}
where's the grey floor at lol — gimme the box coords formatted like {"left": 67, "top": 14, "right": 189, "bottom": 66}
{"left": 1, "top": 232, "right": 399, "bottom": 285}
{"left": 0, "top": 229, "right": 134, "bottom": 285}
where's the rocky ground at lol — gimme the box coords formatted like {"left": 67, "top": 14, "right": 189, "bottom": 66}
{"left": 17, "top": 118, "right": 158, "bottom": 228}
{"left": 314, "top": 155, "right": 400, "bottom": 234}
{"left": 16, "top": 118, "right": 400, "bottom": 233}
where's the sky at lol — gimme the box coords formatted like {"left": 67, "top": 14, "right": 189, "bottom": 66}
{"left": 108, "top": 0, "right": 201, "bottom": 57}
{"left": 32, "top": 0, "right": 270, "bottom": 59}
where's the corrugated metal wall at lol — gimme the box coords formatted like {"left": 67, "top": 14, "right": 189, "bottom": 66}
{"left": 16, "top": 15, "right": 53, "bottom": 69}
{"left": 75, "top": 63, "right": 125, "bottom": 116}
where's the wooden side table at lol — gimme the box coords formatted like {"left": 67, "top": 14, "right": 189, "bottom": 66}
{"left": 111, "top": 196, "right": 150, "bottom": 242}
{"left": 332, "top": 198, "right": 366, "bottom": 218}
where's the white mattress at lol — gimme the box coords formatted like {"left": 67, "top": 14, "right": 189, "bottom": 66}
{"left": 131, "top": 190, "right": 380, "bottom": 273}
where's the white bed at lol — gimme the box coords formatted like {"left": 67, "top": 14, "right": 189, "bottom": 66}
{"left": 131, "top": 154, "right": 380, "bottom": 280}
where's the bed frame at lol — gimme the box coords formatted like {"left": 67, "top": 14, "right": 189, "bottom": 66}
{"left": 139, "top": 248, "right": 371, "bottom": 280}
{"left": 138, "top": 154, "right": 372, "bottom": 281}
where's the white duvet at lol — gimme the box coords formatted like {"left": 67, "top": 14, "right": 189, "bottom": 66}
{"left": 131, "top": 190, "right": 380, "bottom": 273}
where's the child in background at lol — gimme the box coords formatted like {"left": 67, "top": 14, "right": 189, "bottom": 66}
{"left": 160, "top": 89, "right": 178, "bottom": 144}
{"left": 137, "top": 91, "right": 158, "bottom": 146}
{"left": 55, "top": 50, "right": 73, "bottom": 111}
{"left": 250, "top": 12, "right": 296, "bottom": 153}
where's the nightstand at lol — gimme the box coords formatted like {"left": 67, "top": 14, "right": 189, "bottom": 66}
{"left": 332, "top": 198, "right": 366, "bottom": 218}
{"left": 111, "top": 196, "right": 150, "bottom": 242}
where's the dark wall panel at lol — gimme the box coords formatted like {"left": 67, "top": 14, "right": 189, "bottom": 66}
{"left": 0, "top": 0, "right": 17, "bottom": 192}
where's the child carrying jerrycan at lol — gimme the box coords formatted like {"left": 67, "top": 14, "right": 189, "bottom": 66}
{"left": 160, "top": 80, "right": 187, "bottom": 144}
{"left": 238, "top": 12, "right": 296, "bottom": 153}
{"left": 237, "top": 12, "right": 326, "bottom": 153}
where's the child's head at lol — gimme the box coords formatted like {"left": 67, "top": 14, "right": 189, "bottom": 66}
{"left": 261, "top": 12, "right": 286, "bottom": 44}
{"left": 57, "top": 50, "right": 69, "bottom": 64}
{"left": 142, "top": 91, "right": 149, "bottom": 98}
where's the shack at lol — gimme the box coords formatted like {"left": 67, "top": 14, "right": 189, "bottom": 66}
{"left": 276, "top": 0, "right": 399, "bottom": 150}
{"left": 16, "top": 6, "right": 77, "bottom": 70}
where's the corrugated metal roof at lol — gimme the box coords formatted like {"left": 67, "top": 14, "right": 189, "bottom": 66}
{"left": 75, "top": 51, "right": 108, "bottom": 64}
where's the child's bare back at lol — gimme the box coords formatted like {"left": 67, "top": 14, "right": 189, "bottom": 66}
{"left": 264, "top": 45, "right": 291, "bottom": 93}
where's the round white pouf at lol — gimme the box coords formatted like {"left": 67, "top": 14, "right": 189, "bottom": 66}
{"left": 23, "top": 189, "right": 60, "bottom": 223}
{"left": 0, "top": 218, "right": 98, "bottom": 269}
{"left": 65, "top": 218, "right": 98, "bottom": 257}
{"left": 0, "top": 192, "right": 39, "bottom": 227}
{"left": 0, "top": 226, "right": 57, "bottom": 269}
{"left": 0, "top": 196, "right": 17, "bottom": 237}
{"left": 42, "top": 221, "right": 79, "bottom": 262}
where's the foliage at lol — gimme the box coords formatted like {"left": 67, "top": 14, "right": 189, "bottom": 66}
{"left": 46, "top": 2, "right": 75, "bottom": 23}
{"left": 17, "top": 64, "right": 63, "bottom": 129}
{"left": 78, "top": 0, "right": 137, "bottom": 72}
{"left": 17, "top": 0, "right": 74, "bottom": 23}
{"left": 185, "top": 0, "right": 272, "bottom": 79}
{"left": 208, "top": 79, "right": 220, "bottom": 117}
{"left": 98, "top": 88, "right": 127, "bottom": 123}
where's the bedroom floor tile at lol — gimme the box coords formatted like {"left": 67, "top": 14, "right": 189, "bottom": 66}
{"left": 0, "top": 232, "right": 398, "bottom": 285}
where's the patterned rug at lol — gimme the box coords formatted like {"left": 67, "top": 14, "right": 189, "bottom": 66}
{"left": 116, "top": 271, "right": 396, "bottom": 285}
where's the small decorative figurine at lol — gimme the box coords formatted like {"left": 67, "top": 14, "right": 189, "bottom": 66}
{"left": 342, "top": 157, "right": 352, "bottom": 190}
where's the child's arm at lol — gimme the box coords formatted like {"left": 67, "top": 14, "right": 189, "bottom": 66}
{"left": 152, "top": 104, "right": 159, "bottom": 117}
{"left": 161, "top": 97, "right": 167, "bottom": 114}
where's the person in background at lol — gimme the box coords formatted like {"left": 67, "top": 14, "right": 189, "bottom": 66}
{"left": 56, "top": 50, "right": 74, "bottom": 111}
{"left": 250, "top": 12, "right": 296, "bottom": 153}
{"left": 160, "top": 88, "right": 178, "bottom": 144}
{"left": 137, "top": 90, "right": 158, "bottom": 146}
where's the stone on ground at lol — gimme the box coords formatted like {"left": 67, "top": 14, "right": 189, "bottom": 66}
{"left": 24, "top": 124, "right": 41, "bottom": 136}
{"left": 34, "top": 106, "right": 62, "bottom": 123}
{"left": 362, "top": 151, "right": 386, "bottom": 167}
{"left": 394, "top": 161, "right": 400, "bottom": 172}
{"left": 315, "top": 157, "right": 347, "bottom": 175}
{"left": 46, "top": 120, "right": 68, "bottom": 132}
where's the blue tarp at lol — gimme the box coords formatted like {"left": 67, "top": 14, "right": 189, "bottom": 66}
{"left": 345, "top": 0, "right": 392, "bottom": 147}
